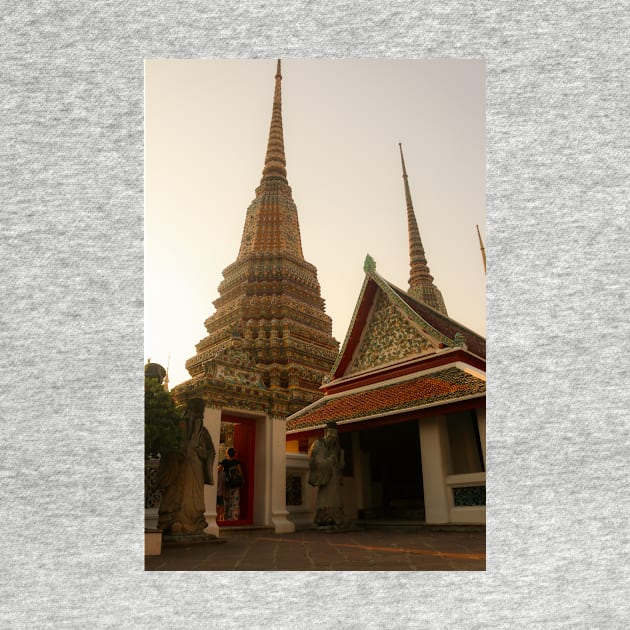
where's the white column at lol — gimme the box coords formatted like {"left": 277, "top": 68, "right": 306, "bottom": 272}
{"left": 203, "top": 405, "right": 222, "bottom": 537}
{"left": 269, "top": 415, "right": 295, "bottom": 534}
{"left": 476, "top": 406, "right": 486, "bottom": 468}
{"left": 419, "top": 415, "right": 451, "bottom": 524}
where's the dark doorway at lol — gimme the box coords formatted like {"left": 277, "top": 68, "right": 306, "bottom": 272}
{"left": 359, "top": 420, "right": 424, "bottom": 520}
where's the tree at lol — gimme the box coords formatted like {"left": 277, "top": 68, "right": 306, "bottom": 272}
{"left": 144, "top": 377, "right": 184, "bottom": 459}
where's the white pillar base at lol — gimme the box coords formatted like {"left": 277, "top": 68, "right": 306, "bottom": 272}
{"left": 203, "top": 512, "right": 220, "bottom": 537}
{"left": 272, "top": 510, "right": 296, "bottom": 534}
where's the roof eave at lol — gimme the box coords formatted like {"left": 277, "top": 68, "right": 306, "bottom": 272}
{"left": 286, "top": 391, "right": 486, "bottom": 435}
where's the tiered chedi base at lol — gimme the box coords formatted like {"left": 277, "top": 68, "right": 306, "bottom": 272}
{"left": 185, "top": 253, "right": 338, "bottom": 413}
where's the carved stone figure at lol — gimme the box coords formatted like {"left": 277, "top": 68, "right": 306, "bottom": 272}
{"left": 157, "top": 398, "right": 216, "bottom": 535}
{"left": 308, "top": 421, "right": 345, "bottom": 527}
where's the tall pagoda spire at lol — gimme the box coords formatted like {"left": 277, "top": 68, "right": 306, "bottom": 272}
{"left": 183, "top": 60, "right": 339, "bottom": 414}
{"left": 237, "top": 59, "right": 304, "bottom": 260}
{"left": 399, "top": 143, "right": 448, "bottom": 315}
{"left": 260, "top": 59, "right": 287, "bottom": 183}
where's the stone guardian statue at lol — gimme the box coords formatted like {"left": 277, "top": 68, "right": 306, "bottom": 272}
{"left": 157, "top": 398, "right": 216, "bottom": 536}
{"left": 308, "top": 421, "right": 345, "bottom": 527}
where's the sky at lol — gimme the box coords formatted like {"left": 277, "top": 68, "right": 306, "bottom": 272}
{"left": 145, "top": 59, "right": 486, "bottom": 388}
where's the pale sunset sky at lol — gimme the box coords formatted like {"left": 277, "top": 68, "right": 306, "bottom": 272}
{"left": 145, "top": 59, "right": 486, "bottom": 387}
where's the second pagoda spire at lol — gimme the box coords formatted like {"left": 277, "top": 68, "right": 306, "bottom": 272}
{"left": 399, "top": 143, "right": 448, "bottom": 315}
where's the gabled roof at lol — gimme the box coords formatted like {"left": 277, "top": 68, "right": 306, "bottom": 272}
{"left": 391, "top": 286, "right": 486, "bottom": 360}
{"left": 325, "top": 256, "right": 485, "bottom": 383}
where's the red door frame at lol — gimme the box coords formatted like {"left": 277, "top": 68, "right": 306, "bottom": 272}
{"left": 218, "top": 415, "right": 256, "bottom": 526}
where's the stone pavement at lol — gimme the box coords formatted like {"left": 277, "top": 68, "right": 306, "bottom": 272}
{"left": 145, "top": 525, "right": 485, "bottom": 571}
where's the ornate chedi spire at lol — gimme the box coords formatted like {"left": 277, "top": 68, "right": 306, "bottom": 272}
{"left": 260, "top": 59, "right": 287, "bottom": 183}
{"left": 237, "top": 59, "right": 303, "bottom": 260}
{"left": 399, "top": 143, "right": 448, "bottom": 315}
{"left": 184, "top": 60, "right": 339, "bottom": 413}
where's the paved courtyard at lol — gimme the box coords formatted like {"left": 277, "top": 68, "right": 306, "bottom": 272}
{"left": 145, "top": 525, "right": 485, "bottom": 571}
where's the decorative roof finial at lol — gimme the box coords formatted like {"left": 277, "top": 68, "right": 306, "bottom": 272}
{"left": 453, "top": 332, "right": 467, "bottom": 349}
{"left": 476, "top": 224, "right": 486, "bottom": 274}
{"left": 399, "top": 143, "right": 448, "bottom": 315}
{"left": 363, "top": 253, "right": 376, "bottom": 273}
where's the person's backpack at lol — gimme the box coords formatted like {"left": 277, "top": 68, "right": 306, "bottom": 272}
{"left": 225, "top": 464, "right": 244, "bottom": 489}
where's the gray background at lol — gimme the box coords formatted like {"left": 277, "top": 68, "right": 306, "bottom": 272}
{"left": 1, "top": 1, "right": 628, "bottom": 628}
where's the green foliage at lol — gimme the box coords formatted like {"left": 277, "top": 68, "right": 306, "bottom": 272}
{"left": 144, "top": 377, "right": 184, "bottom": 459}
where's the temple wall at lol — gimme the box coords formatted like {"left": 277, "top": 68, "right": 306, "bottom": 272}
{"left": 285, "top": 452, "right": 316, "bottom": 528}
{"left": 420, "top": 412, "right": 486, "bottom": 525}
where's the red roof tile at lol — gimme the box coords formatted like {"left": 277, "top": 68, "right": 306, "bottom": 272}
{"left": 287, "top": 367, "right": 485, "bottom": 432}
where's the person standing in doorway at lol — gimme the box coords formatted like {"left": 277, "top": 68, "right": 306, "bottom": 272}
{"left": 216, "top": 463, "right": 226, "bottom": 521}
{"left": 218, "top": 447, "right": 243, "bottom": 521}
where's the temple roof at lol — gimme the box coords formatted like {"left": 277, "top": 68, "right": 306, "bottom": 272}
{"left": 326, "top": 256, "right": 485, "bottom": 383}
{"left": 391, "top": 285, "right": 486, "bottom": 360}
{"left": 286, "top": 365, "right": 485, "bottom": 432}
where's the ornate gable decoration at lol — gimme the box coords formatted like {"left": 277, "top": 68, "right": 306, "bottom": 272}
{"left": 203, "top": 340, "right": 265, "bottom": 388}
{"left": 347, "top": 290, "right": 439, "bottom": 376}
